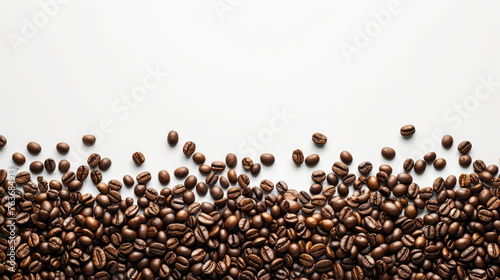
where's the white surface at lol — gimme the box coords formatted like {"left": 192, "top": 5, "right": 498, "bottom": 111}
{"left": 1, "top": 1, "right": 500, "bottom": 200}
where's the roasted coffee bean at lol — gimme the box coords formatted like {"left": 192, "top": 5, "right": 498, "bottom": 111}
{"left": 44, "top": 158, "right": 56, "bottom": 172}
{"left": 434, "top": 158, "right": 446, "bottom": 170}
{"left": 30, "top": 161, "right": 44, "bottom": 173}
{"left": 27, "top": 141, "right": 42, "bottom": 155}
{"left": 340, "top": 150, "right": 353, "bottom": 164}
{"left": 305, "top": 154, "right": 320, "bottom": 166}
{"left": 167, "top": 130, "right": 179, "bottom": 146}
{"left": 183, "top": 141, "right": 196, "bottom": 156}
{"left": 414, "top": 159, "right": 426, "bottom": 174}
{"left": 174, "top": 167, "right": 189, "bottom": 178}
{"left": 82, "top": 134, "right": 96, "bottom": 146}
{"left": 459, "top": 154, "right": 472, "bottom": 167}
{"left": 424, "top": 152, "right": 437, "bottom": 164}
{"left": 312, "top": 132, "right": 327, "bottom": 145}
{"left": 442, "top": 134, "right": 453, "bottom": 148}
{"left": 99, "top": 157, "right": 111, "bottom": 170}
{"left": 77, "top": 165, "right": 89, "bottom": 181}
{"left": 358, "top": 161, "right": 373, "bottom": 175}
{"left": 88, "top": 153, "right": 101, "bottom": 168}
{"left": 225, "top": 153, "right": 237, "bottom": 168}
{"left": 332, "top": 161, "right": 349, "bottom": 177}
{"left": 260, "top": 153, "right": 275, "bottom": 165}
{"left": 58, "top": 159, "right": 71, "bottom": 173}
{"left": 250, "top": 163, "right": 261, "bottom": 176}
{"left": 158, "top": 170, "right": 170, "bottom": 185}
{"left": 260, "top": 179, "right": 274, "bottom": 192}
{"left": 292, "top": 149, "right": 304, "bottom": 165}
{"left": 403, "top": 158, "right": 414, "bottom": 172}
{"left": 400, "top": 124, "right": 416, "bottom": 137}
{"left": 0, "top": 135, "right": 6, "bottom": 147}
{"left": 381, "top": 147, "right": 396, "bottom": 159}
{"left": 12, "top": 152, "right": 26, "bottom": 165}
{"left": 458, "top": 140, "right": 472, "bottom": 154}
{"left": 137, "top": 171, "right": 152, "bottom": 184}
{"left": 242, "top": 157, "right": 253, "bottom": 170}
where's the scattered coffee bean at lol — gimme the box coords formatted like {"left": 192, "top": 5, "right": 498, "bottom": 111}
{"left": 0, "top": 135, "right": 6, "bottom": 147}
{"left": 400, "top": 124, "right": 416, "bottom": 137}
{"left": 58, "top": 159, "right": 71, "bottom": 173}
{"left": 88, "top": 153, "right": 101, "bottom": 168}
{"left": 82, "top": 134, "right": 96, "bottom": 146}
{"left": 251, "top": 163, "right": 261, "bottom": 176}
{"left": 225, "top": 153, "right": 237, "bottom": 168}
{"left": 12, "top": 152, "right": 26, "bottom": 165}
{"left": 458, "top": 140, "right": 472, "bottom": 154}
{"left": 292, "top": 149, "right": 304, "bottom": 165}
{"left": 27, "top": 141, "right": 42, "bottom": 155}
{"left": 29, "top": 161, "right": 44, "bottom": 173}
{"left": 167, "top": 130, "right": 179, "bottom": 146}
{"left": 174, "top": 166, "right": 189, "bottom": 178}
{"left": 424, "top": 151, "right": 437, "bottom": 164}
{"left": 312, "top": 132, "right": 327, "bottom": 145}
{"left": 358, "top": 161, "right": 373, "bottom": 175}
{"left": 132, "top": 152, "right": 145, "bottom": 164}
{"left": 56, "top": 142, "right": 70, "bottom": 154}
{"left": 442, "top": 134, "right": 454, "bottom": 149}
{"left": 340, "top": 150, "right": 353, "bottom": 164}
{"left": 99, "top": 157, "right": 112, "bottom": 170}
{"left": 381, "top": 147, "right": 396, "bottom": 159}
{"left": 192, "top": 152, "right": 206, "bottom": 164}
{"left": 305, "top": 154, "right": 320, "bottom": 166}
{"left": 434, "top": 158, "right": 447, "bottom": 170}
{"left": 242, "top": 157, "right": 253, "bottom": 170}
{"left": 183, "top": 141, "right": 196, "bottom": 156}
{"left": 260, "top": 153, "right": 275, "bottom": 165}
{"left": 459, "top": 154, "right": 472, "bottom": 167}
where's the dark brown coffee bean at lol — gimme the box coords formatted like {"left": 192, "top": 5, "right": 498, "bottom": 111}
{"left": 93, "top": 248, "right": 107, "bottom": 269}
{"left": 91, "top": 169, "right": 103, "bottom": 184}
{"left": 225, "top": 153, "right": 237, "bottom": 168}
{"left": 434, "top": 158, "right": 446, "bottom": 170}
{"left": 260, "top": 153, "right": 275, "bottom": 165}
{"left": 250, "top": 163, "right": 261, "bottom": 176}
{"left": 211, "top": 161, "right": 226, "bottom": 172}
{"left": 305, "top": 154, "right": 320, "bottom": 166}
{"left": 158, "top": 170, "right": 170, "bottom": 185}
{"left": 292, "top": 149, "right": 304, "bottom": 165}
{"left": 402, "top": 158, "right": 414, "bottom": 172}
{"left": 460, "top": 246, "right": 477, "bottom": 262}
{"left": 44, "top": 158, "right": 56, "bottom": 172}
{"left": 242, "top": 157, "right": 253, "bottom": 170}
{"left": 381, "top": 147, "right": 396, "bottom": 159}
{"left": 400, "top": 124, "right": 416, "bottom": 137}
{"left": 12, "top": 152, "right": 26, "bottom": 165}
{"left": 358, "top": 161, "right": 373, "bottom": 175}
{"left": 82, "top": 134, "right": 96, "bottom": 146}
{"left": 423, "top": 152, "right": 436, "bottom": 164}
{"left": 260, "top": 179, "right": 274, "bottom": 192}
{"left": 77, "top": 165, "right": 89, "bottom": 181}
{"left": 137, "top": 171, "right": 152, "bottom": 184}
{"left": 132, "top": 152, "right": 145, "bottom": 164}
{"left": 192, "top": 152, "right": 205, "bottom": 164}
{"left": 340, "top": 150, "right": 353, "bottom": 165}
{"left": 99, "top": 157, "right": 111, "bottom": 170}
{"left": 332, "top": 161, "right": 349, "bottom": 177}
{"left": 458, "top": 140, "right": 472, "bottom": 154}
{"left": 459, "top": 154, "right": 472, "bottom": 167}
{"left": 0, "top": 135, "right": 6, "bottom": 147}
{"left": 88, "top": 153, "right": 101, "bottom": 168}
{"left": 174, "top": 167, "right": 189, "bottom": 178}
{"left": 414, "top": 159, "right": 426, "bottom": 174}
{"left": 56, "top": 142, "right": 70, "bottom": 154}
{"left": 183, "top": 141, "right": 196, "bottom": 156}
{"left": 27, "top": 141, "right": 42, "bottom": 155}
{"left": 167, "top": 130, "right": 178, "bottom": 146}
{"left": 311, "top": 170, "right": 326, "bottom": 183}
{"left": 312, "top": 132, "right": 327, "bottom": 145}
{"left": 441, "top": 134, "right": 453, "bottom": 148}
{"left": 30, "top": 161, "right": 44, "bottom": 173}
{"left": 57, "top": 159, "right": 70, "bottom": 173}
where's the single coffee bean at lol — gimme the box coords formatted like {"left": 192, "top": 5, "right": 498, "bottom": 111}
{"left": 260, "top": 153, "right": 275, "bottom": 165}
{"left": 423, "top": 152, "right": 437, "bottom": 164}
{"left": 82, "top": 134, "right": 96, "bottom": 146}
{"left": 332, "top": 161, "right": 349, "bottom": 177}
{"left": 211, "top": 161, "right": 226, "bottom": 172}
{"left": 434, "top": 158, "right": 446, "bottom": 170}
{"left": 56, "top": 142, "right": 70, "bottom": 154}
{"left": 30, "top": 161, "right": 44, "bottom": 173}
{"left": 44, "top": 158, "right": 56, "bottom": 172}
{"left": 292, "top": 149, "right": 304, "bottom": 165}
{"left": 132, "top": 152, "right": 145, "bottom": 164}
{"left": 88, "top": 153, "right": 101, "bottom": 168}
{"left": 242, "top": 157, "right": 253, "bottom": 170}
{"left": 167, "top": 130, "right": 179, "bottom": 146}
{"left": 192, "top": 152, "right": 206, "bottom": 164}
{"left": 414, "top": 159, "right": 426, "bottom": 174}
{"left": 441, "top": 134, "right": 453, "bottom": 149}
{"left": 58, "top": 159, "right": 71, "bottom": 173}
{"left": 174, "top": 167, "right": 189, "bottom": 178}
{"left": 99, "top": 157, "right": 112, "bottom": 170}
{"left": 305, "top": 154, "right": 320, "bottom": 166}
{"left": 225, "top": 153, "right": 237, "bottom": 168}
{"left": 158, "top": 170, "right": 170, "bottom": 185}
{"left": 137, "top": 171, "right": 152, "bottom": 184}
{"left": 0, "top": 135, "right": 6, "bottom": 147}
{"left": 183, "top": 141, "right": 196, "bottom": 156}
{"left": 91, "top": 170, "right": 103, "bottom": 184}
{"left": 403, "top": 158, "right": 414, "bottom": 172}
{"left": 381, "top": 147, "right": 396, "bottom": 159}
{"left": 27, "top": 141, "right": 42, "bottom": 155}
{"left": 400, "top": 124, "right": 416, "bottom": 137}
{"left": 312, "top": 132, "right": 327, "bottom": 145}
{"left": 250, "top": 163, "right": 261, "bottom": 176}
{"left": 358, "top": 161, "right": 373, "bottom": 175}
{"left": 12, "top": 152, "right": 26, "bottom": 165}
{"left": 340, "top": 150, "right": 353, "bottom": 164}
{"left": 196, "top": 182, "right": 208, "bottom": 196}
{"left": 459, "top": 154, "right": 472, "bottom": 167}
{"left": 458, "top": 140, "right": 472, "bottom": 154}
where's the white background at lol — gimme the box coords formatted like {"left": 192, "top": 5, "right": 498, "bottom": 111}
{"left": 1, "top": 1, "right": 500, "bottom": 201}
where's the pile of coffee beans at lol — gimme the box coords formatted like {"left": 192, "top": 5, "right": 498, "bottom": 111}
{"left": 1, "top": 127, "right": 500, "bottom": 280}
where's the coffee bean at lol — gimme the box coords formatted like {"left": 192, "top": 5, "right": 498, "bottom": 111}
{"left": 434, "top": 158, "right": 446, "bottom": 170}
{"left": 414, "top": 159, "right": 426, "bottom": 174}
{"left": 56, "top": 142, "right": 70, "bottom": 154}
{"left": 441, "top": 134, "right": 453, "bottom": 149}
{"left": 91, "top": 169, "right": 103, "bottom": 184}
{"left": 77, "top": 165, "right": 89, "bottom": 181}
{"left": 304, "top": 154, "right": 319, "bottom": 166}
{"left": 250, "top": 163, "right": 261, "bottom": 176}
{"left": 174, "top": 167, "right": 189, "bottom": 178}
{"left": 183, "top": 141, "right": 196, "bottom": 156}
{"left": 158, "top": 170, "right": 170, "bottom": 185}
{"left": 132, "top": 152, "right": 145, "bottom": 164}
{"left": 381, "top": 147, "right": 396, "bottom": 159}
{"left": 332, "top": 161, "right": 349, "bottom": 177}
{"left": 458, "top": 140, "right": 472, "bottom": 154}
{"left": 99, "top": 157, "right": 112, "bottom": 170}
{"left": 137, "top": 171, "right": 152, "bottom": 184}
{"left": 12, "top": 152, "right": 26, "bottom": 165}
{"left": 340, "top": 150, "right": 353, "bottom": 164}
{"left": 44, "top": 158, "right": 56, "bottom": 172}
{"left": 260, "top": 153, "right": 275, "bottom": 165}
{"left": 211, "top": 161, "right": 226, "bottom": 172}
{"left": 225, "top": 153, "right": 237, "bottom": 168}
{"left": 458, "top": 154, "right": 472, "bottom": 167}
{"left": 167, "top": 130, "right": 179, "bottom": 146}
{"left": 242, "top": 157, "right": 253, "bottom": 170}
{"left": 27, "top": 141, "right": 42, "bottom": 155}
{"left": 88, "top": 153, "right": 101, "bottom": 168}
{"left": 192, "top": 152, "right": 206, "bottom": 164}
{"left": 312, "top": 132, "right": 327, "bottom": 145}
{"left": 358, "top": 161, "right": 373, "bottom": 175}
{"left": 400, "top": 124, "right": 416, "bottom": 137}
{"left": 292, "top": 149, "right": 304, "bottom": 165}
{"left": 0, "top": 135, "right": 6, "bottom": 147}
{"left": 82, "top": 134, "right": 96, "bottom": 146}
{"left": 29, "top": 161, "right": 44, "bottom": 173}
{"left": 402, "top": 158, "right": 414, "bottom": 172}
